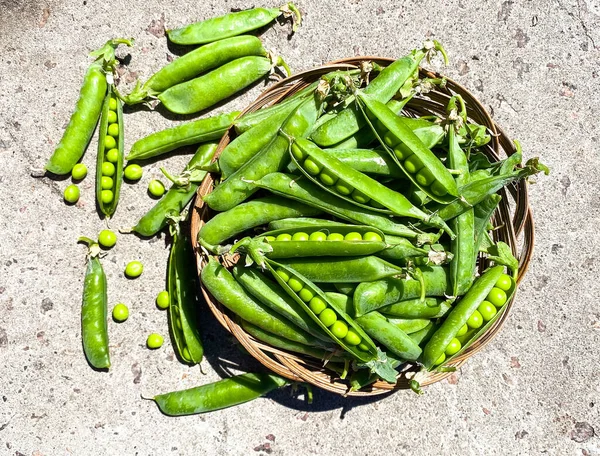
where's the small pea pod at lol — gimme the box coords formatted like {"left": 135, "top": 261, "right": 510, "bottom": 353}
{"left": 167, "top": 3, "right": 301, "bottom": 45}
{"left": 380, "top": 297, "right": 452, "bottom": 319}
{"left": 96, "top": 88, "right": 124, "bottom": 217}
{"left": 45, "top": 39, "right": 133, "bottom": 175}
{"left": 126, "top": 111, "right": 239, "bottom": 162}
{"left": 78, "top": 237, "right": 110, "bottom": 369}
{"left": 168, "top": 231, "right": 204, "bottom": 364}
{"left": 151, "top": 372, "right": 288, "bottom": 416}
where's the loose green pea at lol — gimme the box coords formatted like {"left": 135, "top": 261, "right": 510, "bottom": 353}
{"left": 291, "top": 232, "right": 309, "bottom": 241}
{"left": 404, "top": 155, "right": 424, "bottom": 174}
{"left": 101, "top": 189, "right": 114, "bottom": 204}
{"left": 98, "top": 229, "right": 117, "bottom": 248}
{"left": 107, "top": 110, "right": 117, "bottom": 123}
{"left": 495, "top": 274, "right": 513, "bottom": 292}
{"left": 125, "top": 260, "right": 144, "bottom": 278}
{"left": 104, "top": 135, "right": 117, "bottom": 150}
{"left": 108, "top": 97, "right": 118, "bottom": 110}
{"left": 308, "top": 231, "right": 327, "bottom": 241}
{"left": 156, "top": 290, "right": 170, "bottom": 309}
{"left": 344, "top": 329, "right": 361, "bottom": 346}
{"left": 456, "top": 324, "right": 469, "bottom": 337}
{"left": 101, "top": 176, "right": 114, "bottom": 190}
{"left": 112, "top": 303, "right": 129, "bottom": 322}
{"left": 478, "top": 300, "right": 497, "bottom": 322}
{"left": 303, "top": 158, "right": 322, "bottom": 176}
{"left": 330, "top": 320, "right": 348, "bottom": 339}
{"left": 309, "top": 296, "right": 327, "bottom": 315}
{"left": 288, "top": 277, "right": 303, "bottom": 293}
{"left": 318, "top": 308, "right": 337, "bottom": 327}
{"left": 106, "top": 148, "right": 119, "bottom": 163}
{"left": 362, "top": 231, "right": 383, "bottom": 242}
{"left": 327, "top": 233, "right": 344, "bottom": 241}
{"left": 276, "top": 268, "right": 290, "bottom": 282}
{"left": 124, "top": 164, "right": 143, "bottom": 181}
{"left": 298, "top": 287, "right": 314, "bottom": 302}
{"left": 63, "top": 184, "right": 80, "bottom": 204}
{"left": 445, "top": 338, "right": 461, "bottom": 356}
{"left": 148, "top": 179, "right": 166, "bottom": 198}
{"left": 101, "top": 161, "right": 115, "bottom": 177}
{"left": 430, "top": 180, "right": 448, "bottom": 197}
{"left": 487, "top": 287, "right": 507, "bottom": 307}
{"left": 351, "top": 189, "right": 370, "bottom": 204}
{"left": 335, "top": 180, "right": 353, "bottom": 195}
{"left": 71, "top": 163, "right": 88, "bottom": 180}
{"left": 147, "top": 333, "right": 164, "bottom": 349}
{"left": 344, "top": 232, "right": 362, "bottom": 241}
{"left": 276, "top": 233, "right": 292, "bottom": 241}
{"left": 467, "top": 310, "right": 483, "bottom": 329}
{"left": 415, "top": 167, "right": 435, "bottom": 186}
{"left": 319, "top": 169, "right": 338, "bottom": 186}
{"left": 107, "top": 123, "right": 119, "bottom": 137}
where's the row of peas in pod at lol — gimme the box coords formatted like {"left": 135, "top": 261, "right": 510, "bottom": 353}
{"left": 196, "top": 41, "right": 549, "bottom": 393}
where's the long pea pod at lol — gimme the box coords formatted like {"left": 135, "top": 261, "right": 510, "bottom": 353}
{"left": 78, "top": 237, "right": 110, "bottom": 369}
{"left": 473, "top": 194, "right": 501, "bottom": 258}
{"left": 380, "top": 297, "right": 452, "bottom": 319}
{"left": 131, "top": 142, "right": 218, "bottom": 237}
{"left": 267, "top": 217, "right": 349, "bottom": 231}
{"left": 387, "top": 317, "right": 432, "bottom": 335}
{"left": 167, "top": 3, "right": 301, "bottom": 45}
{"left": 377, "top": 235, "right": 429, "bottom": 261}
{"left": 45, "top": 39, "right": 133, "bottom": 175}
{"left": 322, "top": 148, "right": 405, "bottom": 177}
{"left": 150, "top": 372, "right": 288, "bottom": 416}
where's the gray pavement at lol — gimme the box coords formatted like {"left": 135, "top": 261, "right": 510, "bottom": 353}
{"left": 1, "top": 0, "right": 599, "bottom": 454}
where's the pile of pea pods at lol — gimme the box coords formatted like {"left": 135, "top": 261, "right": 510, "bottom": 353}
{"left": 43, "top": 3, "right": 550, "bottom": 415}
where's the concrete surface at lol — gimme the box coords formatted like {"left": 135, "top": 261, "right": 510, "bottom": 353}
{"left": 1, "top": 0, "right": 599, "bottom": 454}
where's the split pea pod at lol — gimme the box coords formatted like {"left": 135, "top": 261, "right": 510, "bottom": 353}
{"left": 167, "top": 232, "right": 204, "bottom": 364}
{"left": 167, "top": 3, "right": 301, "bottom": 45}
{"left": 126, "top": 111, "right": 239, "bottom": 162}
{"left": 151, "top": 372, "right": 288, "bottom": 416}
{"left": 201, "top": 257, "right": 329, "bottom": 348}
{"left": 198, "top": 196, "right": 322, "bottom": 253}
{"left": 267, "top": 217, "right": 345, "bottom": 231}
{"left": 131, "top": 142, "right": 218, "bottom": 237}
{"left": 290, "top": 138, "right": 454, "bottom": 236}
{"left": 322, "top": 148, "right": 405, "bottom": 178}
{"left": 96, "top": 88, "right": 124, "bottom": 217}
{"left": 254, "top": 173, "right": 441, "bottom": 245}
{"left": 45, "top": 39, "right": 132, "bottom": 175}
{"left": 203, "top": 94, "right": 323, "bottom": 212}
{"left": 78, "top": 237, "right": 110, "bottom": 369}
{"left": 380, "top": 297, "right": 452, "bottom": 319}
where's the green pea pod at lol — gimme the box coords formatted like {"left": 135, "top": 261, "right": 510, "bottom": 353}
{"left": 203, "top": 93, "right": 323, "bottom": 212}
{"left": 386, "top": 317, "right": 432, "bottom": 335}
{"left": 198, "top": 196, "right": 322, "bottom": 253}
{"left": 95, "top": 87, "right": 124, "bottom": 217}
{"left": 377, "top": 235, "right": 429, "bottom": 261}
{"left": 78, "top": 237, "right": 110, "bottom": 369}
{"left": 151, "top": 372, "right": 288, "bottom": 416}
{"left": 131, "top": 142, "right": 218, "bottom": 237}
{"left": 232, "top": 265, "right": 331, "bottom": 343}
{"left": 168, "top": 232, "right": 204, "bottom": 364}
{"left": 267, "top": 217, "right": 364, "bottom": 232}
{"left": 333, "top": 283, "right": 357, "bottom": 295}
{"left": 254, "top": 173, "right": 441, "bottom": 245}
{"left": 126, "top": 111, "right": 239, "bottom": 161}
{"left": 322, "top": 148, "right": 405, "bottom": 177}
{"left": 422, "top": 265, "right": 504, "bottom": 369}
{"left": 353, "top": 266, "right": 450, "bottom": 317}
{"left": 166, "top": 3, "right": 301, "bottom": 45}
{"left": 473, "top": 194, "right": 501, "bottom": 258}
{"left": 380, "top": 297, "right": 452, "bottom": 319}
{"left": 45, "top": 39, "right": 133, "bottom": 175}
{"left": 159, "top": 56, "right": 285, "bottom": 115}
{"left": 201, "top": 258, "right": 330, "bottom": 348}
{"left": 408, "top": 321, "right": 439, "bottom": 347}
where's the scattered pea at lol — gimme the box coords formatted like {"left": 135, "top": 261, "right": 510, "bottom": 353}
{"left": 63, "top": 184, "right": 80, "bottom": 204}
{"left": 146, "top": 333, "right": 164, "bottom": 349}
{"left": 125, "top": 260, "right": 144, "bottom": 278}
{"left": 148, "top": 179, "right": 166, "bottom": 198}
{"left": 156, "top": 290, "right": 170, "bottom": 309}
{"left": 98, "top": 229, "right": 117, "bottom": 249}
{"left": 71, "top": 163, "right": 88, "bottom": 180}
{"left": 124, "top": 164, "right": 143, "bottom": 181}
{"left": 112, "top": 303, "right": 129, "bottom": 322}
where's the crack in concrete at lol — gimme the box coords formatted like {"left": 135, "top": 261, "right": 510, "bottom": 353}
{"left": 576, "top": 0, "right": 597, "bottom": 49}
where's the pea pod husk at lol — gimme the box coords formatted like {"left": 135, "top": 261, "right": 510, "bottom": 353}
{"left": 152, "top": 372, "right": 288, "bottom": 416}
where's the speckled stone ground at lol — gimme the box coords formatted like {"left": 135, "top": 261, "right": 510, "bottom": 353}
{"left": 1, "top": 0, "right": 599, "bottom": 454}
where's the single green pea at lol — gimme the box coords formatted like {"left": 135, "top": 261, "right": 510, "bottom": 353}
{"left": 393, "top": 146, "right": 412, "bottom": 161}
{"left": 156, "top": 290, "right": 170, "bottom": 309}
{"left": 146, "top": 333, "right": 164, "bottom": 349}
{"left": 383, "top": 130, "right": 401, "bottom": 148}
{"left": 318, "top": 308, "right": 337, "bottom": 327}
{"left": 335, "top": 180, "right": 353, "bottom": 195}
{"left": 108, "top": 97, "right": 118, "bottom": 110}
{"left": 298, "top": 287, "right": 314, "bottom": 303}
{"left": 344, "top": 329, "right": 361, "bottom": 346}
{"left": 327, "top": 233, "right": 345, "bottom": 241}
{"left": 357, "top": 342, "right": 370, "bottom": 351}
{"left": 478, "top": 300, "right": 498, "bottom": 322}
{"left": 71, "top": 163, "right": 88, "bottom": 180}
{"left": 182, "top": 346, "right": 191, "bottom": 360}
{"left": 434, "top": 352, "right": 446, "bottom": 366}
{"left": 430, "top": 180, "right": 448, "bottom": 197}
{"left": 291, "top": 232, "right": 309, "bottom": 241}
{"left": 362, "top": 231, "right": 383, "bottom": 242}
{"left": 308, "top": 231, "right": 327, "bottom": 241}
{"left": 124, "top": 164, "right": 143, "bottom": 181}
{"left": 309, "top": 296, "right": 327, "bottom": 315}
{"left": 98, "top": 229, "right": 117, "bottom": 248}
{"left": 487, "top": 287, "right": 507, "bottom": 307}
{"left": 112, "top": 303, "right": 129, "bottom": 322}
{"left": 319, "top": 168, "right": 338, "bottom": 186}
{"left": 330, "top": 320, "right": 348, "bottom": 339}
{"left": 107, "top": 123, "right": 119, "bottom": 137}
{"left": 125, "top": 260, "right": 144, "bottom": 278}
{"left": 175, "top": 316, "right": 182, "bottom": 331}
{"left": 276, "top": 268, "right": 290, "bottom": 283}
{"left": 292, "top": 146, "right": 307, "bottom": 162}
{"left": 105, "top": 148, "right": 119, "bottom": 163}
{"left": 264, "top": 235, "right": 276, "bottom": 242}
{"left": 344, "top": 232, "right": 362, "bottom": 241}
{"left": 351, "top": 189, "right": 370, "bottom": 204}
{"left": 101, "top": 190, "right": 114, "bottom": 204}
{"left": 445, "top": 338, "right": 461, "bottom": 356}
{"left": 495, "top": 274, "right": 513, "bottom": 292}
{"left": 415, "top": 167, "right": 435, "bottom": 186}
{"left": 148, "top": 179, "right": 166, "bottom": 198}
{"left": 107, "top": 110, "right": 117, "bottom": 124}
{"left": 288, "top": 277, "right": 304, "bottom": 293}
{"left": 467, "top": 310, "right": 483, "bottom": 329}
{"left": 104, "top": 135, "right": 117, "bottom": 150}
{"left": 404, "top": 155, "right": 424, "bottom": 174}
{"left": 101, "top": 176, "right": 114, "bottom": 190}
{"left": 101, "top": 161, "right": 116, "bottom": 177}
{"left": 303, "top": 158, "right": 322, "bottom": 176}
{"left": 63, "top": 184, "right": 80, "bottom": 204}
{"left": 456, "top": 324, "right": 469, "bottom": 337}
{"left": 276, "top": 233, "right": 292, "bottom": 241}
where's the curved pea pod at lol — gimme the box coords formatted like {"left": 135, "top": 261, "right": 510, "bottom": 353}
{"left": 386, "top": 317, "right": 432, "bottom": 335}
{"left": 422, "top": 265, "right": 504, "bottom": 369}
{"left": 201, "top": 258, "right": 329, "bottom": 348}
{"left": 158, "top": 56, "right": 285, "bottom": 115}
{"left": 263, "top": 259, "right": 398, "bottom": 382}
{"left": 278, "top": 256, "right": 404, "bottom": 283}
{"left": 357, "top": 92, "right": 459, "bottom": 203}
{"left": 353, "top": 266, "right": 450, "bottom": 317}
{"left": 95, "top": 88, "right": 124, "bottom": 217}
{"left": 254, "top": 173, "right": 441, "bottom": 245}
{"left": 380, "top": 297, "right": 452, "bottom": 319}
{"left": 151, "top": 372, "right": 288, "bottom": 416}
{"left": 203, "top": 94, "right": 323, "bottom": 212}
{"left": 377, "top": 235, "right": 429, "bottom": 261}
{"left": 322, "top": 148, "right": 405, "bottom": 177}
{"left": 126, "top": 111, "right": 239, "bottom": 161}
{"left": 167, "top": 232, "right": 204, "bottom": 365}
{"left": 198, "top": 196, "right": 322, "bottom": 253}
{"left": 232, "top": 265, "right": 331, "bottom": 343}
{"left": 46, "top": 39, "right": 133, "bottom": 175}
{"left": 166, "top": 3, "right": 301, "bottom": 45}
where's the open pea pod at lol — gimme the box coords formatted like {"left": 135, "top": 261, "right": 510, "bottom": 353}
{"left": 356, "top": 92, "right": 459, "bottom": 204}
{"left": 262, "top": 259, "right": 398, "bottom": 383}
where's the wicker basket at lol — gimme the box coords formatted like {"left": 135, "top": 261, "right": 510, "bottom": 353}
{"left": 190, "top": 57, "right": 534, "bottom": 396}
